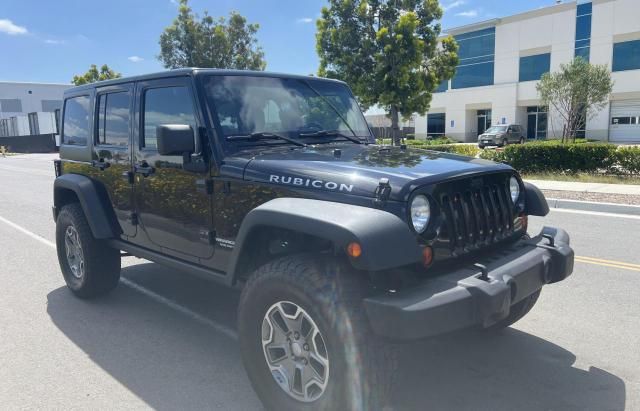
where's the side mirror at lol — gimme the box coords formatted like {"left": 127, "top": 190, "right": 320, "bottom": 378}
{"left": 156, "top": 124, "right": 195, "bottom": 156}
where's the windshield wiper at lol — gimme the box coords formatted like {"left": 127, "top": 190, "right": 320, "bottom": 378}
{"left": 298, "top": 130, "right": 363, "bottom": 144}
{"left": 226, "top": 132, "right": 306, "bottom": 147}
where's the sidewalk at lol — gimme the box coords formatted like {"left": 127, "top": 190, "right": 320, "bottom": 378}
{"left": 526, "top": 179, "right": 640, "bottom": 196}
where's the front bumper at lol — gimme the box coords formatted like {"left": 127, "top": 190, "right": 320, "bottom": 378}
{"left": 363, "top": 227, "right": 574, "bottom": 340}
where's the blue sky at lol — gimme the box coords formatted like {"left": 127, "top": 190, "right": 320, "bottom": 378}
{"left": 1, "top": 0, "right": 556, "bottom": 84}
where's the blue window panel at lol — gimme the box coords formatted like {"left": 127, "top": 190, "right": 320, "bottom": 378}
{"left": 458, "top": 55, "right": 494, "bottom": 66}
{"left": 576, "top": 2, "right": 592, "bottom": 16}
{"left": 575, "top": 46, "right": 590, "bottom": 61}
{"left": 427, "top": 113, "right": 446, "bottom": 135}
{"left": 575, "top": 39, "right": 590, "bottom": 49}
{"left": 519, "top": 53, "right": 550, "bottom": 82}
{"left": 575, "top": 15, "right": 591, "bottom": 41}
{"left": 456, "top": 33, "right": 495, "bottom": 61}
{"left": 452, "top": 62, "right": 494, "bottom": 89}
{"left": 435, "top": 80, "right": 448, "bottom": 93}
{"left": 613, "top": 40, "right": 640, "bottom": 72}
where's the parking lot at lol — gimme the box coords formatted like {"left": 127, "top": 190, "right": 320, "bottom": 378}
{"left": 0, "top": 153, "right": 638, "bottom": 410}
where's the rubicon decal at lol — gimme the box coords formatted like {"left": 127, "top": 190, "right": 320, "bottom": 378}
{"left": 269, "top": 175, "right": 353, "bottom": 192}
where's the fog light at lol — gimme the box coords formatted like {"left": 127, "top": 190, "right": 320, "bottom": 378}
{"left": 347, "top": 242, "right": 362, "bottom": 258}
{"left": 422, "top": 246, "right": 433, "bottom": 267}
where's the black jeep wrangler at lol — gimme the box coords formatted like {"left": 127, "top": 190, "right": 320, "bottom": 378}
{"left": 53, "top": 69, "right": 574, "bottom": 410}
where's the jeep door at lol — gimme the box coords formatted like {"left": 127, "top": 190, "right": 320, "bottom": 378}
{"left": 132, "top": 77, "right": 214, "bottom": 260}
{"left": 91, "top": 83, "right": 136, "bottom": 238}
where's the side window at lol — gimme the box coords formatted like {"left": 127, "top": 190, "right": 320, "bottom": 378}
{"left": 62, "top": 95, "right": 90, "bottom": 145}
{"left": 96, "top": 92, "right": 130, "bottom": 147}
{"left": 143, "top": 86, "right": 196, "bottom": 149}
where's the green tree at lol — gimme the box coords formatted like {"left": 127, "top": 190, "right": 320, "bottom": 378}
{"left": 537, "top": 57, "right": 613, "bottom": 143}
{"left": 316, "top": 0, "right": 458, "bottom": 145}
{"left": 158, "top": 0, "right": 266, "bottom": 70}
{"left": 72, "top": 64, "right": 121, "bottom": 85}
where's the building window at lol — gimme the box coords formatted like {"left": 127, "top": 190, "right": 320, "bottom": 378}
{"left": 0, "top": 99, "right": 23, "bottom": 113}
{"left": 41, "top": 100, "right": 62, "bottom": 112}
{"left": 143, "top": 86, "right": 196, "bottom": 149}
{"left": 574, "top": 2, "right": 592, "bottom": 60}
{"left": 435, "top": 80, "right": 448, "bottom": 93}
{"left": 451, "top": 27, "right": 495, "bottom": 89}
{"left": 519, "top": 53, "right": 550, "bottom": 82}
{"left": 427, "top": 113, "right": 446, "bottom": 137}
{"left": 62, "top": 95, "right": 90, "bottom": 146}
{"left": 612, "top": 40, "right": 640, "bottom": 72}
{"left": 96, "top": 92, "right": 131, "bottom": 147}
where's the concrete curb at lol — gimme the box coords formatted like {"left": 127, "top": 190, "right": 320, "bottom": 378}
{"left": 547, "top": 198, "right": 640, "bottom": 216}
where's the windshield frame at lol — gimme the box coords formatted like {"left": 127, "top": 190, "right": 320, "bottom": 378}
{"left": 199, "top": 73, "right": 374, "bottom": 154}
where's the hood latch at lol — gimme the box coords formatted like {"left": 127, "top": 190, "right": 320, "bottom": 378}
{"left": 374, "top": 178, "right": 391, "bottom": 206}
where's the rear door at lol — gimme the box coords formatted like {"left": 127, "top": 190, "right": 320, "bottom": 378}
{"left": 92, "top": 83, "right": 136, "bottom": 238}
{"left": 132, "top": 76, "right": 214, "bottom": 260}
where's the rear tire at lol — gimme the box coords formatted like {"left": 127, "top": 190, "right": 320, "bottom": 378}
{"left": 56, "top": 203, "right": 121, "bottom": 298}
{"left": 487, "top": 289, "right": 541, "bottom": 331}
{"left": 238, "top": 254, "right": 397, "bottom": 411}
{"left": 478, "top": 144, "right": 485, "bottom": 149}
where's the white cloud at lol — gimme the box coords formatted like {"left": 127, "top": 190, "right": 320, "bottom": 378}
{"left": 44, "top": 39, "right": 65, "bottom": 45}
{"left": 456, "top": 10, "right": 478, "bottom": 17}
{"left": 442, "top": 0, "right": 466, "bottom": 12}
{"left": 0, "top": 19, "right": 28, "bottom": 35}
{"left": 128, "top": 56, "right": 144, "bottom": 63}
{"left": 296, "top": 17, "right": 313, "bottom": 24}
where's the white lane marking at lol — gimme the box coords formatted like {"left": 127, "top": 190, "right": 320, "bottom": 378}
{"left": 0, "top": 215, "right": 56, "bottom": 248}
{"left": 550, "top": 208, "right": 640, "bottom": 220}
{"left": 547, "top": 198, "right": 640, "bottom": 208}
{"left": 121, "top": 278, "right": 238, "bottom": 340}
{"left": 0, "top": 214, "right": 238, "bottom": 340}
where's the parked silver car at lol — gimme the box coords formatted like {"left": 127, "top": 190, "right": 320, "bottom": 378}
{"left": 478, "top": 124, "right": 525, "bottom": 148}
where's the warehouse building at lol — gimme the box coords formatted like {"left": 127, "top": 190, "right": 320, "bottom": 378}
{"left": 0, "top": 82, "right": 71, "bottom": 139}
{"left": 413, "top": 0, "right": 640, "bottom": 143}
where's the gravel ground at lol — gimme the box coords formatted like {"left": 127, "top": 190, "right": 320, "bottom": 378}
{"left": 542, "top": 189, "right": 640, "bottom": 205}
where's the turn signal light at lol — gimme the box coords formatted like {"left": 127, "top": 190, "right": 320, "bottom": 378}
{"left": 422, "top": 246, "right": 433, "bottom": 267}
{"left": 347, "top": 242, "right": 362, "bottom": 258}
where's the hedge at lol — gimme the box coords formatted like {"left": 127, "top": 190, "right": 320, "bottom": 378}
{"left": 422, "top": 144, "right": 480, "bottom": 157}
{"left": 479, "top": 142, "right": 640, "bottom": 175}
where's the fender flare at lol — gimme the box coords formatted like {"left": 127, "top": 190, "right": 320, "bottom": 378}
{"left": 524, "top": 182, "right": 549, "bottom": 217}
{"left": 53, "top": 174, "right": 119, "bottom": 239}
{"left": 227, "top": 198, "right": 422, "bottom": 284}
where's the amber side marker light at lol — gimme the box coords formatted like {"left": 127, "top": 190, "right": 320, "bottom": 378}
{"left": 422, "top": 246, "right": 433, "bottom": 267}
{"left": 347, "top": 242, "right": 362, "bottom": 258}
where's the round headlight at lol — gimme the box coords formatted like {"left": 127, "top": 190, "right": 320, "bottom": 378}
{"left": 509, "top": 176, "right": 520, "bottom": 203}
{"left": 411, "top": 195, "right": 431, "bottom": 233}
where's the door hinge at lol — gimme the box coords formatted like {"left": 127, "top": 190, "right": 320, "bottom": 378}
{"left": 373, "top": 178, "right": 391, "bottom": 206}
{"left": 130, "top": 212, "right": 139, "bottom": 226}
{"left": 199, "top": 229, "right": 216, "bottom": 245}
{"left": 196, "top": 178, "right": 214, "bottom": 195}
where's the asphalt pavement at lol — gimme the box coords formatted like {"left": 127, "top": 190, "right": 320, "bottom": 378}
{"left": 0, "top": 153, "right": 638, "bottom": 410}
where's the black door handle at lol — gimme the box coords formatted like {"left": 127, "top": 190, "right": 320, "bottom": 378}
{"left": 135, "top": 163, "right": 155, "bottom": 177}
{"left": 91, "top": 159, "right": 110, "bottom": 171}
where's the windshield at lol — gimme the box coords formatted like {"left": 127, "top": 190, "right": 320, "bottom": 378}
{"left": 203, "top": 75, "right": 371, "bottom": 147}
{"left": 485, "top": 126, "right": 508, "bottom": 133}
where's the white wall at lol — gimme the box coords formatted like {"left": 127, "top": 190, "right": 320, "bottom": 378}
{"left": 0, "top": 82, "right": 69, "bottom": 119}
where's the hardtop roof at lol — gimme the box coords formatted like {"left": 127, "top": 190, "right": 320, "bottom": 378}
{"left": 64, "top": 68, "right": 347, "bottom": 95}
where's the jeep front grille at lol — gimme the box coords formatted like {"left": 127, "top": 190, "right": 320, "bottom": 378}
{"left": 438, "top": 181, "right": 515, "bottom": 253}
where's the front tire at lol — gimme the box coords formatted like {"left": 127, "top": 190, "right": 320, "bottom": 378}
{"left": 56, "top": 203, "right": 121, "bottom": 298}
{"left": 237, "top": 255, "right": 397, "bottom": 410}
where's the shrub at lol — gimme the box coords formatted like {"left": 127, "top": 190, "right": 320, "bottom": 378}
{"left": 615, "top": 147, "right": 640, "bottom": 175}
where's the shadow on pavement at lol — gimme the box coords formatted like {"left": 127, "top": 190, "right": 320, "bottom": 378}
{"left": 47, "top": 261, "right": 625, "bottom": 411}
{"left": 394, "top": 330, "right": 626, "bottom": 411}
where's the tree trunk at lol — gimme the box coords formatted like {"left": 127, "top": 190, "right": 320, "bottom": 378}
{"left": 390, "top": 105, "right": 401, "bottom": 146}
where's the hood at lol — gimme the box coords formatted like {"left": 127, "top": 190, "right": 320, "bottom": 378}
{"left": 227, "top": 144, "right": 512, "bottom": 202}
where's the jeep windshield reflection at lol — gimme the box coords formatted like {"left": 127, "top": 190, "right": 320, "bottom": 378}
{"left": 203, "top": 75, "right": 372, "bottom": 148}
